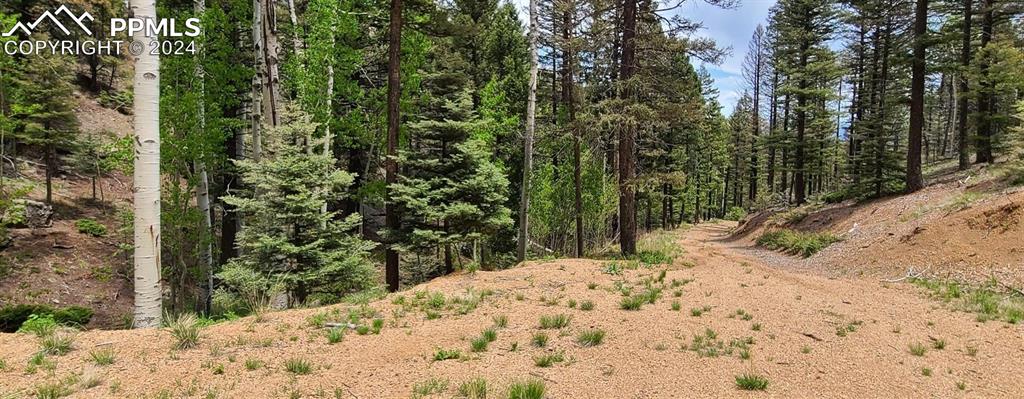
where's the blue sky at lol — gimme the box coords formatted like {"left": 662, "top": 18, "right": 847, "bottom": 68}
{"left": 676, "top": 0, "right": 777, "bottom": 114}
{"left": 509, "top": 0, "right": 776, "bottom": 115}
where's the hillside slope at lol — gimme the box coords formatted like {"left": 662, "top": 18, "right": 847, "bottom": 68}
{"left": 1, "top": 91, "right": 135, "bottom": 329}
{"left": 729, "top": 163, "right": 1024, "bottom": 285}
{"left": 2, "top": 224, "right": 1022, "bottom": 398}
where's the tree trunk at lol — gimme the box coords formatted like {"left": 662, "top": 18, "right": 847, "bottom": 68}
{"left": 906, "top": 0, "right": 927, "bottom": 192}
{"left": 794, "top": 40, "right": 809, "bottom": 205}
{"left": 617, "top": 0, "right": 637, "bottom": 256}
{"left": 384, "top": 0, "right": 403, "bottom": 292}
{"left": 517, "top": 0, "right": 538, "bottom": 262}
{"left": 132, "top": 0, "right": 162, "bottom": 329}
{"left": 957, "top": 0, "right": 972, "bottom": 169}
{"left": 974, "top": 0, "right": 994, "bottom": 164}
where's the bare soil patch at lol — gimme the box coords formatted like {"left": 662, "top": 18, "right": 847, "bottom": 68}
{"left": 2, "top": 224, "right": 1022, "bottom": 398}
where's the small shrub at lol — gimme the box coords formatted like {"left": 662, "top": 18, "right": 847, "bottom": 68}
{"left": 168, "top": 313, "right": 200, "bottom": 349}
{"left": 17, "top": 314, "right": 58, "bottom": 336}
{"left": 482, "top": 328, "right": 498, "bottom": 342}
{"left": 932, "top": 338, "right": 946, "bottom": 350}
{"left": 533, "top": 352, "right": 564, "bottom": 367}
{"left": 671, "top": 301, "right": 681, "bottom": 311}
{"left": 532, "top": 333, "right": 548, "bottom": 348}
{"left": 506, "top": 379, "right": 545, "bottom": 399}
{"left": 690, "top": 307, "right": 703, "bottom": 317}
{"left": 433, "top": 348, "right": 462, "bottom": 361}
{"left": 458, "top": 378, "right": 488, "bottom": 399}
{"left": 724, "top": 207, "right": 747, "bottom": 221}
{"left": 580, "top": 300, "right": 594, "bottom": 311}
{"left": 492, "top": 315, "right": 508, "bottom": 328}
{"left": 89, "top": 348, "right": 115, "bottom": 365}
{"left": 538, "top": 314, "right": 570, "bottom": 329}
{"left": 284, "top": 357, "right": 312, "bottom": 374}
{"left": 576, "top": 329, "right": 605, "bottom": 347}
{"left": 735, "top": 373, "right": 769, "bottom": 391}
{"left": 471, "top": 336, "right": 489, "bottom": 352}
{"left": 755, "top": 229, "right": 840, "bottom": 257}
{"left": 75, "top": 219, "right": 108, "bottom": 237}
{"left": 922, "top": 367, "right": 932, "bottom": 377}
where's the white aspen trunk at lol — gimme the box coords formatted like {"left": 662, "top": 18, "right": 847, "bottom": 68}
{"left": 195, "top": 0, "right": 214, "bottom": 313}
{"left": 132, "top": 0, "right": 162, "bottom": 328}
{"left": 516, "top": 0, "right": 539, "bottom": 262}
{"left": 287, "top": 0, "right": 303, "bottom": 54}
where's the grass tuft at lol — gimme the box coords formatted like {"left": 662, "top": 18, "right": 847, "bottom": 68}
{"left": 576, "top": 329, "right": 605, "bottom": 347}
{"left": 532, "top": 352, "right": 564, "bottom": 367}
{"left": 735, "top": 373, "right": 769, "bottom": 391}
{"left": 506, "top": 379, "right": 545, "bottom": 399}
{"left": 167, "top": 313, "right": 200, "bottom": 350}
{"left": 909, "top": 342, "right": 927, "bottom": 357}
{"left": 284, "top": 357, "right": 312, "bottom": 374}
{"left": 531, "top": 333, "right": 549, "bottom": 348}
{"left": 539, "top": 314, "right": 571, "bottom": 329}
{"left": 40, "top": 329, "right": 75, "bottom": 355}
{"left": 458, "top": 378, "right": 488, "bottom": 399}
{"left": 89, "top": 348, "right": 115, "bottom": 365}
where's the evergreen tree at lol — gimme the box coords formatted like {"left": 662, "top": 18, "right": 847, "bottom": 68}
{"left": 220, "top": 110, "right": 376, "bottom": 305}
{"left": 390, "top": 55, "right": 513, "bottom": 273}
{"left": 11, "top": 48, "right": 78, "bottom": 205}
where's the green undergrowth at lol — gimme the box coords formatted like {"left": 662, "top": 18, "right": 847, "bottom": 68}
{"left": 912, "top": 278, "right": 1024, "bottom": 324}
{"left": 755, "top": 229, "right": 840, "bottom": 257}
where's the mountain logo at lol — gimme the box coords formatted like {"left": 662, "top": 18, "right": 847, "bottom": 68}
{"left": 2, "top": 6, "right": 94, "bottom": 37}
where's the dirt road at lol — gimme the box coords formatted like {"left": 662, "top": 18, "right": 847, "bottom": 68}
{"left": 1, "top": 223, "right": 1021, "bottom": 398}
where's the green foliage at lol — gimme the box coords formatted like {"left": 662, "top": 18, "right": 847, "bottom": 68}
{"left": 74, "top": 219, "right": 107, "bottom": 237}
{"left": 433, "top": 348, "right": 462, "bottom": 361}
{"left": 0, "top": 305, "right": 93, "bottom": 333}
{"left": 756, "top": 229, "right": 840, "bottom": 257}
{"left": 219, "top": 110, "right": 376, "bottom": 305}
{"left": 724, "top": 207, "right": 747, "bottom": 221}
{"left": 17, "top": 314, "right": 57, "bottom": 336}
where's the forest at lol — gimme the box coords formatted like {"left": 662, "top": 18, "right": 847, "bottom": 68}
{"left": 0, "top": 0, "right": 1022, "bottom": 326}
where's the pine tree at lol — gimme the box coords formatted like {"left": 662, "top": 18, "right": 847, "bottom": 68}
{"left": 390, "top": 60, "right": 512, "bottom": 273}
{"left": 10, "top": 50, "right": 78, "bottom": 205}
{"left": 220, "top": 110, "right": 375, "bottom": 305}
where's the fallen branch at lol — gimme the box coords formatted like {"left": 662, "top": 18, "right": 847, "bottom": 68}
{"left": 881, "top": 266, "right": 931, "bottom": 283}
{"left": 991, "top": 272, "right": 1024, "bottom": 298}
{"left": 800, "top": 332, "right": 822, "bottom": 342}
{"left": 529, "top": 239, "right": 554, "bottom": 254}
{"left": 323, "top": 322, "right": 358, "bottom": 329}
